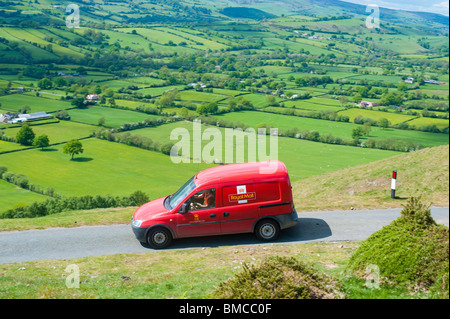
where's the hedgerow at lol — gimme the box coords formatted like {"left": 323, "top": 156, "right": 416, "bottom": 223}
{"left": 0, "top": 191, "right": 149, "bottom": 219}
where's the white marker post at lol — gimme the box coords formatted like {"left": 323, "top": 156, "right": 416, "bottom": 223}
{"left": 391, "top": 170, "right": 397, "bottom": 199}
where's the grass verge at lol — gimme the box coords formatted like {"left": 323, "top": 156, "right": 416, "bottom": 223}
{"left": 293, "top": 145, "right": 449, "bottom": 211}
{"left": 0, "top": 241, "right": 434, "bottom": 299}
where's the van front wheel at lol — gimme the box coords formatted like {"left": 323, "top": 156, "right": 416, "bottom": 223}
{"left": 147, "top": 227, "right": 172, "bottom": 249}
{"left": 255, "top": 219, "right": 280, "bottom": 242}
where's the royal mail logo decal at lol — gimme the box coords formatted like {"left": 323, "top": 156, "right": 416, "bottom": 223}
{"left": 229, "top": 192, "right": 256, "bottom": 202}
{"left": 229, "top": 185, "right": 256, "bottom": 203}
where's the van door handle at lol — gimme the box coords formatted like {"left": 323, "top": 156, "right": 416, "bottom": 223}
{"left": 210, "top": 214, "right": 216, "bottom": 218}
{"left": 223, "top": 212, "right": 230, "bottom": 217}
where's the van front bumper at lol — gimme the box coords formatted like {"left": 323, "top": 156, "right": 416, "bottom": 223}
{"left": 131, "top": 222, "right": 149, "bottom": 243}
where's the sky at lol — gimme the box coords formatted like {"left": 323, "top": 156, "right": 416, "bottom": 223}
{"left": 342, "top": 0, "right": 449, "bottom": 16}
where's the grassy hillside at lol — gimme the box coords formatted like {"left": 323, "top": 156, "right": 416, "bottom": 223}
{"left": 293, "top": 144, "right": 449, "bottom": 211}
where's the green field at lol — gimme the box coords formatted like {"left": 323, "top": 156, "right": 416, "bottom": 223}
{"left": 117, "top": 120, "right": 401, "bottom": 181}
{"left": 137, "top": 85, "right": 186, "bottom": 97}
{"left": 337, "top": 108, "right": 418, "bottom": 125}
{"left": 114, "top": 99, "right": 157, "bottom": 110}
{"left": 407, "top": 117, "right": 450, "bottom": 130}
{"left": 278, "top": 100, "right": 345, "bottom": 112}
{"left": 177, "top": 90, "right": 227, "bottom": 103}
{"left": 1, "top": 121, "right": 96, "bottom": 144}
{"left": 2, "top": 27, "right": 85, "bottom": 59}
{"left": 0, "top": 140, "right": 26, "bottom": 153}
{"left": 67, "top": 106, "right": 161, "bottom": 128}
{"left": 0, "top": 94, "right": 72, "bottom": 113}
{"left": 0, "top": 138, "right": 214, "bottom": 203}
{"left": 241, "top": 93, "right": 285, "bottom": 108}
{"left": 0, "top": 0, "right": 448, "bottom": 301}
{"left": 0, "top": 179, "right": 48, "bottom": 211}
{"left": 216, "top": 111, "right": 449, "bottom": 147}
{"left": 0, "top": 1, "right": 447, "bottom": 212}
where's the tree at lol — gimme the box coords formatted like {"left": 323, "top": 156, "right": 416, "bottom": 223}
{"left": 338, "top": 96, "right": 349, "bottom": 107}
{"left": 352, "top": 93, "right": 362, "bottom": 103}
{"left": 98, "top": 117, "right": 106, "bottom": 126}
{"left": 351, "top": 127, "right": 363, "bottom": 140}
{"left": 361, "top": 122, "right": 371, "bottom": 136}
{"left": 63, "top": 139, "right": 84, "bottom": 160}
{"left": 266, "top": 95, "right": 278, "bottom": 106}
{"left": 33, "top": 134, "right": 50, "bottom": 150}
{"left": 55, "top": 110, "right": 71, "bottom": 120}
{"left": 38, "top": 78, "right": 53, "bottom": 90}
{"left": 53, "top": 77, "right": 67, "bottom": 88}
{"left": 15, "top": 125, "right": 35, "bottom": 146}
{"left": 379, "top": 92, "right": 403, "bottom": 106}
{"left": 71, "top": 97, "right": 86, "bottom": 108}
{"left": 197, "top": 102, "right": 218, "bottom": 115}
{"left": 377, "top": 118, "right": 390, "bottom": 128}
{"left": 161, "top": 142, "right": 175, "bottom": 156}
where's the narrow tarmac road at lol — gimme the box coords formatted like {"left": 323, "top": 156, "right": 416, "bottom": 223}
{"left": 0, "top": 207, "right": 448, "bottom": 264}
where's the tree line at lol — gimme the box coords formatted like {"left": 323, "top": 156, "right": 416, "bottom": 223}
{"left": 0, "top": 191, "right": 150, "bottom": 219}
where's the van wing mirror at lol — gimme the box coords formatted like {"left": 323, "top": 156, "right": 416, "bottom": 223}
{"left": 179, "top": 202, "right": 189, "bottom": 214}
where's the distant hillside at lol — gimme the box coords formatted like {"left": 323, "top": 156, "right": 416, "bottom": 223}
{"left": 220, "top": 7, "right": 278, "bottom": 20}
{"left": 0, "top": 0, "right": 447, "bottom": 31}
{"left": 228, "top": 0, "right": 449, "bottom": 30}
{"left": 293, "top": 145, "right": 449, "bottom": 211}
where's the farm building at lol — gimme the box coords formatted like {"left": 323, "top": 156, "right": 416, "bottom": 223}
{"left": 5, "top": 112, "right": 51, "bottom": 124}
{"left": 188, "top": 82, "right": 207, "bottom": 89}
{"left": 0, "top": 112, "right": 18, "bottom": 123}
{"left": 85, "top": 94, "right": 100, "bottom": 101}
{"left": 424, "top": 79, "right": 444, "bottom": 85}
{"left": 358, "top": 101, "right": 378, "bottom": 108}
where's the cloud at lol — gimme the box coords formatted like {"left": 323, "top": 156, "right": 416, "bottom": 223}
{"left": 433, "top": 1, "right": 449, "bottom": 10}
{"left": 343, "top": 0, "right": 450, "bottom": 16}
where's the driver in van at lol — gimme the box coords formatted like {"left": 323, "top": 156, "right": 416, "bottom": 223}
{"left": 191, "top": 189, "right": 215, "bottom": 210}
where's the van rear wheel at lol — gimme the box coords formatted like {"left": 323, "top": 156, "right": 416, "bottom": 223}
{"left": 255, "top": 219, "right": 280, "bottom": 242}
{"left": 147, "top": 227, "right": 172, "bottom": 249}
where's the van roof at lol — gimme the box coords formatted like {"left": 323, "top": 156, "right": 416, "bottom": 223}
{"left": 195, "top": 161, "right": 288, "bottom": 186}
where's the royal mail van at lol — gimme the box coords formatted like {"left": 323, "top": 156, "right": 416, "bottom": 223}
{"left": 131, "top": 161, "right": 298, "bottom": 249}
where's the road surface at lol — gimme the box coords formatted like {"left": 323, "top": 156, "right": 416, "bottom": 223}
{"left": 0, "top": 207, "right": 448, "bottom": 264}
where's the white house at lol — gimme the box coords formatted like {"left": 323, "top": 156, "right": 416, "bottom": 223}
{"left": 85, "top": 94, "right": 100, "bottom": 101}
{"left": 0, "top": 112, "right": 18, "bottom": 123}
{"left": 358, "top": 101, "right": 378, "bottom": 108}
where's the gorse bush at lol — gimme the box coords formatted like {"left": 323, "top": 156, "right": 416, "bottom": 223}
{"left": 346, "top": 197, "right": 449, "bottom": 297}
{"left": 211, "top": 256, "right": 345, "bottom": 299}
{"left": 0, "top": 191, "right": 149, "bottom": 219}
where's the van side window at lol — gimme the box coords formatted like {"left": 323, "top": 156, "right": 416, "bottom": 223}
{"left": 187, "top": 189, "right": 216, "bottom": 211}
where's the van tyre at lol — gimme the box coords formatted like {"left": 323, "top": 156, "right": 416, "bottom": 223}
{"left": 255, "top": 219, "right": 280, "bottom": 242}
{"left": 147, "top": 227, "right": 172, "bottom": 249}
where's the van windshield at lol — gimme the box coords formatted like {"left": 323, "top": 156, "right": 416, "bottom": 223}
{"left": 168, "top": 176, "right": 197, "bottom": 210}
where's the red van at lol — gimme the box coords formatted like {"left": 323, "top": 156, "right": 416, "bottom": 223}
{"left": 131, "top": 161, "right": 298, "bottom": 248}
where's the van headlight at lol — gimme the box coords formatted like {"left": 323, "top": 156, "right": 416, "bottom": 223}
{"left": 131, "top": 219, "right": 143, "bottom": 227}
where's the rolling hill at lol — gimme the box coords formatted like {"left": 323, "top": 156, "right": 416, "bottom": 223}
{"left": 292, "top": 144, "right": 449, "bottom": 211}
{"left": 0, "top": 0, "right": 448, "bottom": 29}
